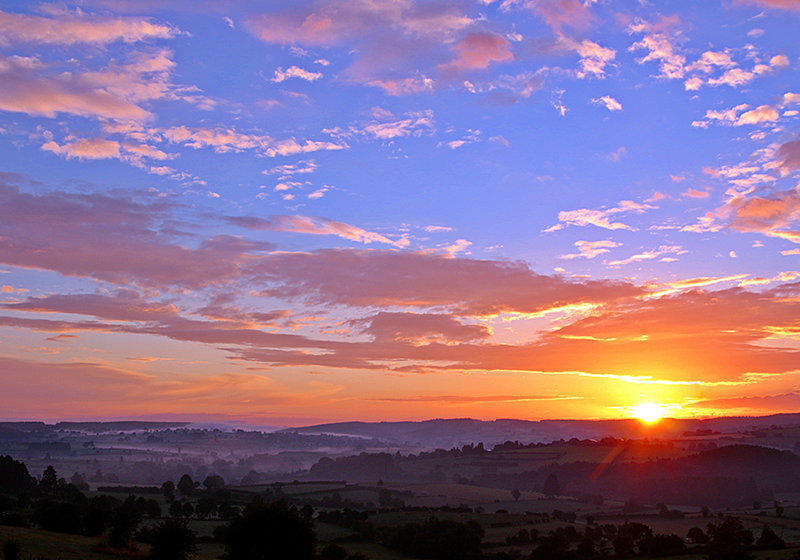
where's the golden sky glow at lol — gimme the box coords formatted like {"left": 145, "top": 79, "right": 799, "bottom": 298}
{"left": 0, "top": 1, "right": 800, "bottom": 425}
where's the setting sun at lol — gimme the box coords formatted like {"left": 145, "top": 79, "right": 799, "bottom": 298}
{"left": 631, "top": 403, "right": 667, "bottom": 423}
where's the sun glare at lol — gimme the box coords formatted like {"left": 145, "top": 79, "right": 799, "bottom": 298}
{"left": 631, "top": 403, "right": 667, "bottom": 422}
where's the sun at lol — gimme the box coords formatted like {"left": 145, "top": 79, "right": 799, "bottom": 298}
{"left": 631, "top": 403, "right": 667, "bottom": 422}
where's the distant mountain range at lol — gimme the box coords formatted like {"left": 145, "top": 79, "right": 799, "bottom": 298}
{"left": 280, "top": 414, "right": 800, "bottom": 447}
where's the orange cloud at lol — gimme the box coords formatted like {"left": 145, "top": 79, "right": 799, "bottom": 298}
{"left": 726, "top": 188, "right": 800, "bottom": 242}
{"left": 0, "top": 355, "right": 318, "bottom": 420}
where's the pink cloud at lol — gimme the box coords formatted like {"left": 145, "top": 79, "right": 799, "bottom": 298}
{"left": 4, "top": 289, "right": 179, "bottom": 322}
{"left": 502, "top": 0, "right": 594, "bottom": 32}
{"left": 246, "top": 1, "right": 473, "bottom": 47}
{"left": 245, "top": 1, "right": 478, "bottom": 94}
{"left": 41, "top": 137, "right": 122, "bottom": 160}
{"left": 776, "top": 138, "right": 800, "bottom": 172}
{"left": 683, "top": 188, "right": 709, "bottom": 198}
{"left": 0, "top": 177, "right": 272, "bottom": 289}
{"left": 161, "top": 125, "right": 346, "bottom": 157}
{"left": 323, "top": 110, "right": 434, "bottom": 141}
{"left": 735, "top": 0, "right": 800, "bottom": 10}
{"left": 227, "top": 214, "right": 408, "bottom": 247}
{"left": 250, "top": 248, "right": 644, "bottom": 316}
{"left": 366, "top": 76, "right": 435, "bottom": 96}
{"left": 0, "top": 9, "right": 178, "bottom": 46}
{"left": 3, "top": 264, "right": 800, "bottom": 386}
{"left": 355, "top": 312, "right": 491, "bottom": 344}
{"left": 442, "top": 32, "right": 513, "bottom": 71}
{"left": 0, "top": 55, "right": 152, "bottom": 120}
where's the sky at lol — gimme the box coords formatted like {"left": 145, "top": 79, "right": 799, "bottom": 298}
{"left": 0, "top": 0, "right": 799, "bottom": 426}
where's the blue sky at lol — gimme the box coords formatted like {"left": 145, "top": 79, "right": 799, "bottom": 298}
{"left": 0, "top": 0, "right": 799, "bottom": 425}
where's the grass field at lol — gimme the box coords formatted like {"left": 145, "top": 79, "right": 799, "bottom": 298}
{"left": 4, "top": 519, "right": 800, "bottom": 560}
{"left": 0, "top": 526, "right": 223, "bottom": 560}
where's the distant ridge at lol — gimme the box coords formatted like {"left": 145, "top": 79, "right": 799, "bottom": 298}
{"left": 280, "top": 413, "right": 800, "bottom": 447}
{"left": 0, "top": 421, "right": 190, "bottom": 432}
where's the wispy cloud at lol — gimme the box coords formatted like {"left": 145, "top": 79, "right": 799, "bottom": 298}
{"left": 560, "top": 240, "right": 622, "bottom": 260}
{"left": 545, "top": 201, "right": 654, "bottom": 232}
{"left": 590, "top": 96, "right": 622, "bottom": 111}
{"left": 226, "top": 214, "right": 409, "bottom": 248}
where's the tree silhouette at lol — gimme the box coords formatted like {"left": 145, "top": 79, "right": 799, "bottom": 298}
{"left": 755, "top": 524, "right": 785, "bottom": 550}
{"left": 687, "top": 527, "right": 708, "bottom": 544}
{"left": 148, "top": 518, "right": 198, "bottom": 560}
{"left": 177, "top": 474, "right": 194, "bottom": 497}
{"left": 0, "top": 456, "right": 35, "bottom": 495}
{"left": 203, "top": 474, "right": 225, "bottom": 490}
{"left": 40, "top": 465, "right": 58, "bottom": 493}
{"left": 224, "top": 498, "right": 316, "bottom": 560}
{"left": 706, "top": 516, "right": 755, "bottom": 560}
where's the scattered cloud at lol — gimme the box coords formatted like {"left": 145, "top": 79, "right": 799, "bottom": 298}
{"left": 545, "top": 201, "right": 653, "bottom": 232}
{"left": 226, "top": 214, "right": 409, "bottom": 247}
{"left": 424, "top": 225, "right": 453, "bottom": 233}
{"left": 605, "top": 245, "right": 686, "bottom": 267}
{"left": 590, "top": 96, "right": 622, "bottom": 111}
{"left": 272, "top": 66, "right": 323, "bottom": 83}
{"left": 324, "top": 110, "right": 434, "bottom": 141}
{"left": 560, "top": 240, "right": 622, "bottom": 260}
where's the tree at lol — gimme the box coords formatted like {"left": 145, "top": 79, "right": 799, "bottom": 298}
{"left": 149, "top": 518, "right": 198, "bottom": 560}
{"left": 169, "top": 501, "right": 184, "bottom": 518}
{"left": 108, "top": 504, "right": 141, "bottom": 548}
{"left": 542, "top": 473, "right": 560, "bottom": 497}
{"left": 161, "top": 481, "right": 175, "bottom": 499}
{"left": 0, "top": 456, "right": 35, "bottom": 495}
{"left": 706, "top": 516, "right": 755, "bottom": 560}
{"left": 384, "top": 517, "right": 484, "bottom": 560}
{"left": 177, "top": 474, "right": 194, "bottom": 497}
{"left": 181, "top": 501, "right": 194, "bottom": 519}
{"left": 145, "top": 499, "right": 162, "bottom": 519}
{"left": 638, "top": 534, "right": 688, "bottom": 557}
{"left": 755, "top": 524, "right": 785, "bottom": 550}
{"left": 40, "top": 465, "right": 58, "bottom": 493}
{"left": 687, "top": 527, "right": 709, "bottom": 544}
{"left": 203, "top": 474, "right": 225, "bottom": 490}
{"left": 224, "top": 498, "right": 316, "bottom": 560}
{"left": 511, "top": 489, "right": 521, "bottom": 502}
